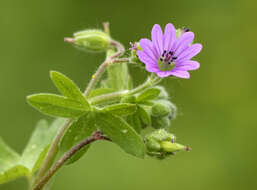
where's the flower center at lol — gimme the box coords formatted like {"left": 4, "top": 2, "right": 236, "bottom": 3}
{"left": 158, "top": 50, "right": 177, "bottom": 71}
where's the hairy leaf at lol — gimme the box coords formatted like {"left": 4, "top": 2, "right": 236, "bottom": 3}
{"left": 95, "top": 112, "right": 145, "bottom": 158}
{"left": 27, "top": 93, "right": 88, "bottom": 118}
{"left": 50, "top": 71, "right": 90, "bottom": 109}
{"left": 88, "top": 88, "right": 115, "bottom": 98}
{"left": 136, "top": 88, "right": 161, "bottom": 102}
{"left": 59, "top": 113, "right": 96, "bottom": 164}
{"left": 0, "top": 138, "right": 29, "bottom": 184}
{"left": 106, "top": 49, "right": 130, "bottom": 90}
{"left": 101, "top": 103, "right": 137, "bottom": 116}
{"left": 21, "top": 118, "right": 66, "bottom": 173}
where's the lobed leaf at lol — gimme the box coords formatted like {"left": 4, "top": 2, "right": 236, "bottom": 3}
{"left": 136, "top": 88, "right": 161, "bottom": 102}
{"left": 101, "top": 103, "right": 137, "bottom": 116}
{"left": 88, "top": 88, "right": 115, "bottom": 98}
{"left": 50, "top": 71, "right": 90, "bottom": 109}
{"left": 21, "top": 118, "right": 66, "bottom": 173}
{"left": 27, "top": 93, "right": 88, "bottom": 118}
{"left": 0, "top": 138, "right": 29, "bottom": 184}
{"left": 95, "top": 112, "right": 145, "bottom": 158}
{"left": 59, "top": 113, "right": 96, "bottom": 165}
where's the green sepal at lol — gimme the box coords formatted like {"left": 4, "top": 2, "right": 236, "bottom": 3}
{"left": 95, "top": 112, "right": 145, "bottom": 158}
{"left": 27, "top": 93, "right": 88, "bottom": 118}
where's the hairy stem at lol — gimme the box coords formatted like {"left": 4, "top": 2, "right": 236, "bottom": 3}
{"left": 89, "top": 73, "right": 162, "bottom": 105}
{"left": 34, "top": 119, "right": 71, "bottom": 184}
{"left": 34, "top": 39, "right": 125, "bottom": 186}
{"left": 32, "top": 132, "right": 110, "bottom": 190}
{"left": 84, "top": 40, "right": 125, "bottom": 97}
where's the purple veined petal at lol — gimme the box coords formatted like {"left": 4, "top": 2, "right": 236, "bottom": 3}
{"left": 151, "top": 24, "right": 163, "bottom": 56}
{"left": 174, "top": 32, "right": 194, "bottom": 56}
{"left": 175, "top": 60, "right": 200, "bottom": 71}
{"left": 170, "top": 69, "right": 190, "bottom": 79}
{"left": 139, "top": 38, "right": 159, "bottom": 61}
{"left": 145, "top": 64, "right": 160, "bottom": 72}
{"left": 163, "top": 23, "right": 176, "bottom": 52}
{"left": 156, "top": 70, "right": 173, "bottom": 78}
{"left": 137, "top": 50, "right": 159, "bottom": 71}
{"left": 176, "top": 43, "right": 202, "bottom": 62}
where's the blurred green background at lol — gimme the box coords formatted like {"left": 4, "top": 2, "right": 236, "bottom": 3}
{"left": 1, "top": 0, "right": 257, "bottom": 189}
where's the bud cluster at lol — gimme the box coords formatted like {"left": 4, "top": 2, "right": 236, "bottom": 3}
{"left": 145, "top": 129, "right": 189, "bottom": 159}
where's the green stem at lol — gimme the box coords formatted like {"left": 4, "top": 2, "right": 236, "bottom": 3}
{"left": 32, "top": 132, "right": 110, "bottom": 190}
{"left": 33, "top": 39, "right": 125, "bottom": 188}
{"left": 90, "top": 73, "right": 162, "bottom": 105}
{"left": 84, "top": 40, "right": 125, "bottom": 97}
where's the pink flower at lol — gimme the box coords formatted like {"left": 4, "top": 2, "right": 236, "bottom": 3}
{"left": 137, "top": 23, "right": 202, "bottom": 78}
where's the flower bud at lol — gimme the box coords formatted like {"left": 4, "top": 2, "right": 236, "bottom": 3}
{"left": 160, "top": 141, "right": 188, "bottom": 153}
{"left": 66, "top": 29, "right": 111, "bottom": 52}
{"left": 151, "top": 116, "right": 170, "bottom": 129}
{"left": 145, "top": 129, "right": 189, "bottom": 159}
{"left": 154, "top": 86, "right": 169, "bottom": 99}
{"left": 151, "top": 101, "right": 171, "bottom": 117}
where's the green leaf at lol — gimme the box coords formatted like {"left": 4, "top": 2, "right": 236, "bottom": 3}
{"left": 21, "top": 118, "right": 66, "bottom": 173}
{"left": 95, "top": 112, "right": 145, "bottom": 158}
{"left": 59, "top": 113, "right": 96, "bottom": 165}
{"left": 50, "top": 71, "right": 90, "bottom": 109}
{"left": 101, "top": 103, "right": 137, "bottom": 116}
{"left": 0, "top": 138, "right": 29, "bottom": 184}
{"left": 106, "top": 49, "right": 130, "bottom": 90}
{"left": 27, "top": 93, "right": 88, "bottom": 118}
{"left": 136, "top": 88, "right": 161, "bottom": 102}
{"left": 138, "top": 105, "right": 151, "bottom": 126}
{"left": 127, "top": 114, "right": 142, "bottom": 133}
{"left": 88, "top": 88, "right": 115, "bottom": 98}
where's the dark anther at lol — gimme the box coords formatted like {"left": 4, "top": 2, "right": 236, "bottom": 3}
{"left": 164, "top": 50, "right": 167, "bottom": 53}
{"left": 168, "top": 62, "right": 171, "bottom": 64}
{"left": 160, "top": 58, "right": 163, "bottom": 61}
{"left": 183, "top": 27, "right": 190, "bottom": 32}
{"left": 172, "top": 56, "right": 177, "bottom": 60}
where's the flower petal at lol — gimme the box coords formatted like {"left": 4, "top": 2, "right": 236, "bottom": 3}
{"left": 137, "top": 51, "right": 159, "bottom": 72}
{"left": 151, "top": 24, "right": 163, "bottom": 56}
{"left": 163, "top": 23, "right": 176, "bottom": 52}
{"left": 139, "top": 38, "right": 158, "bottom": 61}
{"left": 156, "top": 71, "right": 173, "bottom": 78}
{"left": 175, "top": 60, "right": 200, "bottom": 71}
{"left": 177, "top": 43, "right": 202, "bottom": 62}
{"left": 170, "top": 70, "right": 190, "bottom": 79}
{"left": 174, "top": 32, "right": 194, "bottom": 56}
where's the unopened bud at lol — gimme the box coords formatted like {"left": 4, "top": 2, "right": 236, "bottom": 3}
{"left": 160, "top": 141, "right": 188, "bottom": 153}
{"left": 151, "top": 101, "right": 171, "bottom": 117}
{"left": 66, "top": 29, "right": 111, "bottom": 52}
{"left": 151, "top": 116, "right": 170, "bottom": 129}
{"left": 145, "top": 129, "right": 189, "bottom": 159}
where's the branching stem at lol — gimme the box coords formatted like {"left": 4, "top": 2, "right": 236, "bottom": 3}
{"left": 33, "top": 38, "right": 125, "bottom": 188}
{"left": 32, "top": 132, "right": 110, "bottom": 190}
